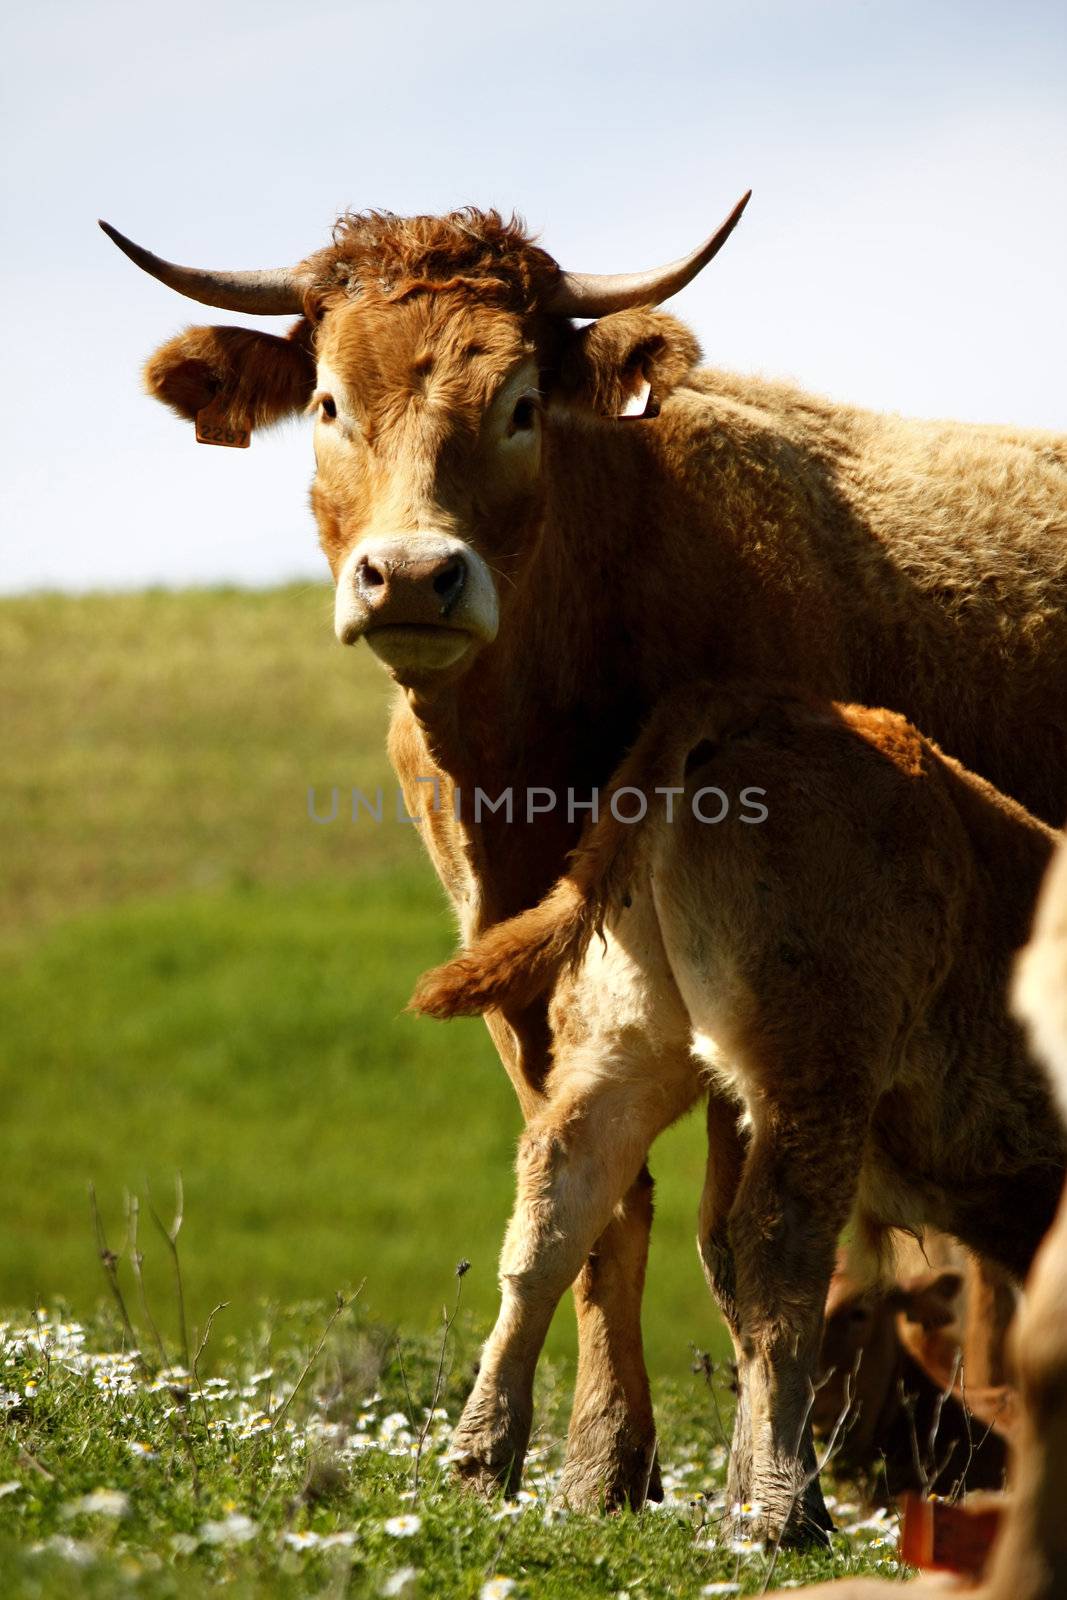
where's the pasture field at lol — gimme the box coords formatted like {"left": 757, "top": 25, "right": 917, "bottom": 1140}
{"left": 1, "top": 586, "right": 719, "bottom": 1372}
{"left": 1, "top": 588, "right": 906, "bottom": 1592}
{"left": 0, "top": 1293, "right": 900, "bottom": 1597}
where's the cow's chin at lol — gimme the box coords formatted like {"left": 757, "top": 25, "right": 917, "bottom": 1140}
{"left": 364, "top": 623, "right": 474, "bottom": 680}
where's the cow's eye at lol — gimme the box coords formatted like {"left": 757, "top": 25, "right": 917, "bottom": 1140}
{"left": 510, "top": 395, "right": 538, "bottom": 433}
{"left": 320, "top": 395, "right": 337, "bottom": 420}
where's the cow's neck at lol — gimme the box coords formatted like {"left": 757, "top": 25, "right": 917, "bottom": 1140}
{"left": 401, "top": 506, "right": 634, "bottom": 925}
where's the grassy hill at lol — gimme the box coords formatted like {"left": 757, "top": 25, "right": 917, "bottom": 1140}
{"left": 0, "top": 586, "right": 721, "bottom": 1376}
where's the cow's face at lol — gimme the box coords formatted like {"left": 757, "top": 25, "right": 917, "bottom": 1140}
{"left": 311, "top": 293, "right": 545, "bottom": 683}
{"left": 119, "top": 198, "right": 748, "bottom": 689}
{"left": 141, "top": 294, "right": 700, "bottom": 693}
{"left": 814, "top": 1265, "right": 964, "bottom": 1455}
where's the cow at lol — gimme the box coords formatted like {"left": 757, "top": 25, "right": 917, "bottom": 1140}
{"left": 780, "top": 834, "right": 1067, "bottom": 1599}
{"left": 814, "top": 1249, "right": 1016, "bottom": 1499}
{"left": 412, "top": 682, "right": 1065, "bottom": 1545}
{"left": 101, "top": 198, "right": 1067, "bottom": 1531}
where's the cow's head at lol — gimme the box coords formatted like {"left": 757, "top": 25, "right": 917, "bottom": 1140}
{"left": 814, "top": 1262, "right": 965, "bottom": 1455}
{"left": 102, "top": 197, "right": 748, "bottom": 688}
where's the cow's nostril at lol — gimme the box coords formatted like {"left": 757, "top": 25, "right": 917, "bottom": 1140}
{"left": 361, "top": 560, "right": 386, "bottom": 589}
{"left": 433, "top": 556, "right": 465, "bottom": 599}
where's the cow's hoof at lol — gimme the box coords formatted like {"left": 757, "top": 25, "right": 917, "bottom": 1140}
{"left": 449, "top": 1450, "right": 521, "bottom": 1499}
{"left": 556, "top": 1429, "right": 661, "bottom": 1512}
{"left": 737, "top": 1487, "right": 834, "bottom": 1551}
{"left": 770, "top": 1514, "right": 834, "bottom": 1552}
{"left": 447, "top": 1419, "right": 525, "bottom": 1500}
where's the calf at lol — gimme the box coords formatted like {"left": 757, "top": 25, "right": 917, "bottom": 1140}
{"left": 783, "top": 837, "right": 1067, "bottom": 1600}
{"left": 413, "top": 682, "right": 1064, "bottom": 1546}
{"left": 814, "top": 1252, "right": 1015, "bottom": 1498}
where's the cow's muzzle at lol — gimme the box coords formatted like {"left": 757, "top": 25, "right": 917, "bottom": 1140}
{"left": 334, "top": 534, "right": 499, "bottom": 676}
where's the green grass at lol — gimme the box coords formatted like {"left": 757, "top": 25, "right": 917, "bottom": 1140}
{"left": 0, "top": 586, "right": 412, "bottom": 931}
{"left": 0, "top": 1299, "right": 903, "bottom": 1597}
{"left": 0, "top": 586, "right": 719, "bottom": 1373}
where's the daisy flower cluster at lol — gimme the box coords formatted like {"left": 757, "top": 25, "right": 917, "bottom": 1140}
{"left": 826, "top": 1496, "right": 902, "bottom": 1570}
{"left": 1, "top": 1310, "right": 505, "bottom": 1573}
{"left": 0, "top": 1306, "right": 903, "bottom": 1594}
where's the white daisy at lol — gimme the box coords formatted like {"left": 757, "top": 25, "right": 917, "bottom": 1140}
{"left": 283, "top": 1530, "right": 321, "bottom": 1550}
{"left": 730, "top": 1499, "right": 763, "bottom": 1521}
{"left": 199, "top": 1512, "right": 258, "bottom": 1545}
{"left": 63, "top": 1488, "right": 129, "bottom": 1518}
{"left": 728, "top": 1536, "right": 763, "bottom": 1557}
{"left": 383, "top": 1514, "right": 422, "bottom": 1538}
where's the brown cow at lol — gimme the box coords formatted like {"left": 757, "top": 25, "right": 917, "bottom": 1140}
{"left": 783, "top": 835, "right": 1067, "bottom": 1600}
{"left": 102, "top": 201, "right": 1067, "bottom": 1526}
{"left": 413, "top": 683, "right": 1065, "bottom": 1545}
{"left": 814, "top": 1250, "right": 1016, "bottom": 1499}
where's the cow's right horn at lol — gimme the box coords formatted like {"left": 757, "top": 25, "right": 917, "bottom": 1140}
{"left": 547, "top": 191, "right": 752, "bottom": 318}
{"left": 98, "top": 222, "right": 309, "bottom": 314}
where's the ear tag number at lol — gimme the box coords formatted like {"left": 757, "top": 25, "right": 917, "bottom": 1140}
{"left": 195, "top": 401, "right": 252, "bottom": 449}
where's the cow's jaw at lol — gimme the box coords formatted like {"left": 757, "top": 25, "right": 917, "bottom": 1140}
{"left": 364, "top": 623, "right": 473, "bottom": 676}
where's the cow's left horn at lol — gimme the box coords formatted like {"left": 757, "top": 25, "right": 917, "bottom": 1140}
{"left": 546, "top": 191, "right": 751, "bottom": 318}
{"left": 98, "top": 222, "right": 309, "bottom": 314}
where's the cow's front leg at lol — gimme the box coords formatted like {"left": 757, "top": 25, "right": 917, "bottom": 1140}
{"left": 449, "top": 1060, "right": 696, "bottom": 1500}
{"left": 561, "top": 1164, "right": 661, "bottom": 1510}
{"left": 727, "top": 1095, "right": 865, "bottom": 1549}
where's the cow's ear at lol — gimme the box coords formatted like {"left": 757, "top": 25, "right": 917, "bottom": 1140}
{"left": 143, "top": 319, "right": 316, "bottom": 434}
{"left": 556, "top": 309, "right": 701, "bottom": 418}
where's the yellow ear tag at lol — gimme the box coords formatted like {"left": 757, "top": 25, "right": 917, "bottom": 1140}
{"left": 195, "top": 400, "right": 252, "bottom": 448}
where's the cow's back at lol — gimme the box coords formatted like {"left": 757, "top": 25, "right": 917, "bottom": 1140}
{"left": 647, "top": 371, "right": 1067, "bottom": 823}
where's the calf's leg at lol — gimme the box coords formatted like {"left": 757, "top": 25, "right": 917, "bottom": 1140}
{"left": 484, "top": 1013, "right": 664, "bottom": 1508}
{"left": 449, "top": 1057, "right": 698, "bottom": 1501}
{"left": 563, "top": 1165, "right": 663, "bottom": 1509}
{"left": 727, "top": 1086, "right": 868, "bottom": 1548}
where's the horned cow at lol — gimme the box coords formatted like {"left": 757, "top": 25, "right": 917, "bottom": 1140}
{"left": 103, "top": 199, "right": 1067, "bottom": 1532}
{"left": 414, "top": 683, "right": 1065, "bottom": 1545}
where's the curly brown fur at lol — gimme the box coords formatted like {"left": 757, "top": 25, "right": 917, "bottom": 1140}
{"left": 300, "top": 208, "right": 561, "bottom": 316}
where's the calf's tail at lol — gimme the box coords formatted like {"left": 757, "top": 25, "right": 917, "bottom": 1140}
{"left": 409, "top": 873, "right": 602, "bottom": 1019}
{"left": 410, "top": 680, "right": 756, "bottom": 1020}
{"left": 409, "top": 768, "right": 659, "bottom": 1018}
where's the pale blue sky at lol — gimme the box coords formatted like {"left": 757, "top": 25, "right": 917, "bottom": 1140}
{"left": 3, "top": 0, "right": 1065, "bottom": 591}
